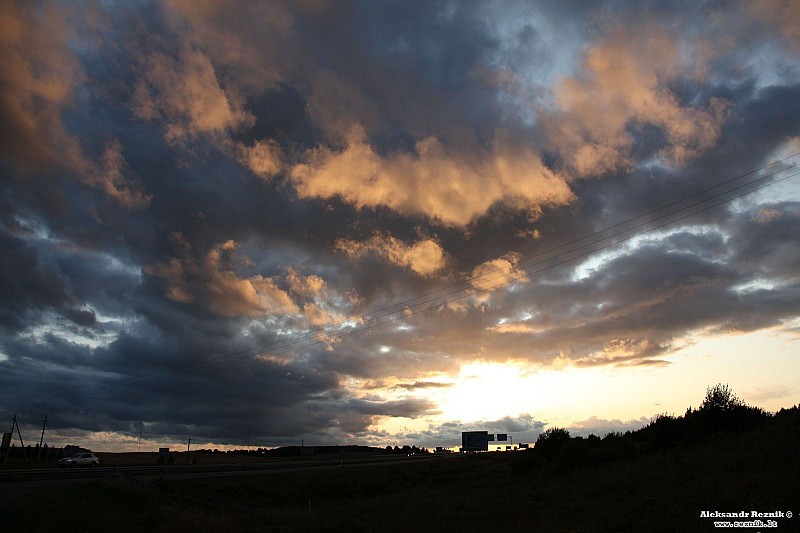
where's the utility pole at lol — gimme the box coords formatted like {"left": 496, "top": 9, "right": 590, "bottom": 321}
{"left": 14, "top": 415, "right": 27, "bottom": 460}
{"left": 37, "top": 415, "right": 48, "bottom": 461}
{"left": 187, "top": 438, "right": 191, "bottom": 465}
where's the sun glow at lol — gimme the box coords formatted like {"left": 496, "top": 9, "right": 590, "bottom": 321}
{"left": 433, "top": 360, "right": 618, "bottom": 427}
{"left": 436, "top": 361, "right": 532, "bottom": 422}
{"left": 426, "top": 328, "right": 800, "bottom": 437}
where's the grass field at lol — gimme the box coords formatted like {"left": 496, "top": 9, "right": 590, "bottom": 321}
{"left": 2, "top": 448, "right": 388, "bottom": 470}
{"left": 4, "top": 416, "right": 798, "bottom": 533}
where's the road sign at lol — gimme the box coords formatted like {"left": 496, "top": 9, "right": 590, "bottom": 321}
{"left": 461, "top": 431, "right": 489, "bottom": 452}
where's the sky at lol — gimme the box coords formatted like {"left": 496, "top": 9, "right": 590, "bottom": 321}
{"left": 1, "top": 0, "right": 799, "bottom": 452}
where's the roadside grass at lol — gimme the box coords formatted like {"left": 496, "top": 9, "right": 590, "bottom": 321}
{"left": 5, "top": 422, "right": 798, "bottom": 532}
{"left": 4, "top": 477, "right": 157, "bottom": 532}
{"left": 2, "top": 449, "right": 398, "bottom": 469}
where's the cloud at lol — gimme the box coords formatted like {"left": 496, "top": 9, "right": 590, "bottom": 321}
{"left": 145, "top": 239, "right": 299, "bottom": 318}
{"left": 401, "top": 413, "right": 546, "bottom": 446}
{"left": 489, "top": 413, "right": 545, "bottom": 434}
{"left": 0, "top": 231, "right": 95, "bottom": 331}
{"left": 83, "top": 141, "right": 152, "bottom": 210}
{"left": 291, "top": 125, "right": 574, "bottom": 226}
{"left": 572, "top": 339, "right": 671, "bottom": 368}
{"left": 335, "top": 232, "right": 448, "bottom": 277}
{"left": 750, "top": 0, "right": 800, "bottom": 50}
{"left": 569, "top": 415, "right": 651, "bottom": 437}
{"left": 144, "top": 240, "right": 355, "bottom": 329}
{"left": 542, "top": 21, "right": 728, "bottom": 177}
{"left": 470, "top": 252, "right": 528, "bottom": 293}
{"left": 160, "top": 0, "right": 290, "bottom": 92}
{"left": 0, "top": 2, "right": 155, "bottom": 211}
{"left": 286, "top": 268, "right": 354, "bottom": 327}
{"left": 488, "top": 323, "right": 536, "bottom": 334}
{"left": 393, "top": 380, "right": 453, "bottom": 391}
{"left": 348, "top": 397, "right": 439, "bottom": 418}
{"left": 0, "top": 1, "right": 85, "bottom": 173}
{"left": 237, "top": 139, "right": 283, "bottom": 179}
{"left": 2, "top": 1, "right": 800, "bottom": 450}
{"left": 132, "top": 42, "right": 254, "bottom": 143}
{"left": 286, "top": 268, "right": 327, "bottom": 300}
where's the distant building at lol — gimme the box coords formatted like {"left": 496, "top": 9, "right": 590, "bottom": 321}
{"left": 63, "top": 445, "right": 91, "bottom": 456}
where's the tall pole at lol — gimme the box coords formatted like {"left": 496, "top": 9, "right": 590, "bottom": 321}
{"left": 37, "top": 415, "right": 48, "bottom": 461}
{"left": 11, "top": 415, "right": 28, "bottom": 461}
{"left": 14, "top": 415, "right": 27, "bottom": 460}
{"left": 186, "top": 438, "right": 191, "bottom": 465}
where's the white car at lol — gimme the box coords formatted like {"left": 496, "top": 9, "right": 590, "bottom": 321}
{"left": 58, "top": 452, "right": 100, "bottom": 467}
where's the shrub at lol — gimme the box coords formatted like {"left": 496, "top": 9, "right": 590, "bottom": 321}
{"left": 701, "top": 384, "right": 741, "bottom": 411}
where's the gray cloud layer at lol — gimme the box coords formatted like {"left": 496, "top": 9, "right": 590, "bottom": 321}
{"left": 1, "top": 0, "right": 799, "bottom": 447}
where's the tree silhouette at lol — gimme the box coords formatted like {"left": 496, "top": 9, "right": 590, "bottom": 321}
{"left": 692, "top": 383, "right": 768, "bottom": 434}
{"left": 509, "top": 384, "right": 778, "bottom": 476}
{"left": 536, "top": 427, "right": 570, "bottom": 443}
{"left": 534, "top": 428, "right": 571, "bottom": 458}
{"left": 700, "top": 383, "right": 741, "bottom": 411}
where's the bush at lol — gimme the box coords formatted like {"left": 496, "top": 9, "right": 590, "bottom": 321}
{"left": 701, "top": 384, "right": 741, "bottom": 411}
{"left": 534, "top": 428, "right": 572, "bottom": 463}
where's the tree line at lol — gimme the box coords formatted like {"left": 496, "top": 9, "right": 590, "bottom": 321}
{"left": 512, "top": 383, "right": 799, "bottom": 474}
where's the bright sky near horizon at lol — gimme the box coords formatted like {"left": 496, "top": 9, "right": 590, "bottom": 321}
{"left": 1, "top": 0, "right": 799, "bottom": 452}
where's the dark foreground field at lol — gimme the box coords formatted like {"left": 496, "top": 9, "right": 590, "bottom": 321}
{"left": 4, "top": 410, "right": 798, "bottom": 533}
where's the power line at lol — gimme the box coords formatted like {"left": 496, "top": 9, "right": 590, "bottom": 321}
{"left": 12, "top": 155, "right": 800, "bottom": 402}
{"left": 180, "top": 168, "right": 800, "bottom": 375}
{"left": 156, "top": 155, "right": 800, "bottom": 370}
{"left": 197, "top": 151, "right": 800, "bottom": 359}
{"left": 142, "top": 152, "right": 800, "bottom": 374}
{"left": 16, "top": 160, "right": 800, "bottom": 402}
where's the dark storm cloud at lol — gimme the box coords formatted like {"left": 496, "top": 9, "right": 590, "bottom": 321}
{"left": 393, "top": 381, "right": 454, "bottom": 391}
{"left": 347, "top": 397, "right": 438, "bottom": 418}
{"left": 310, "top": 193, "right": 800, "bottom": 374}
{"left": 1, "top": 0, "right": 799, "bottom": 447}
{"left": 0, "top": 230, "right": 96, "bottom": 330}
{"left": 1, "top": 320, "right": 344, "bottom": 442}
